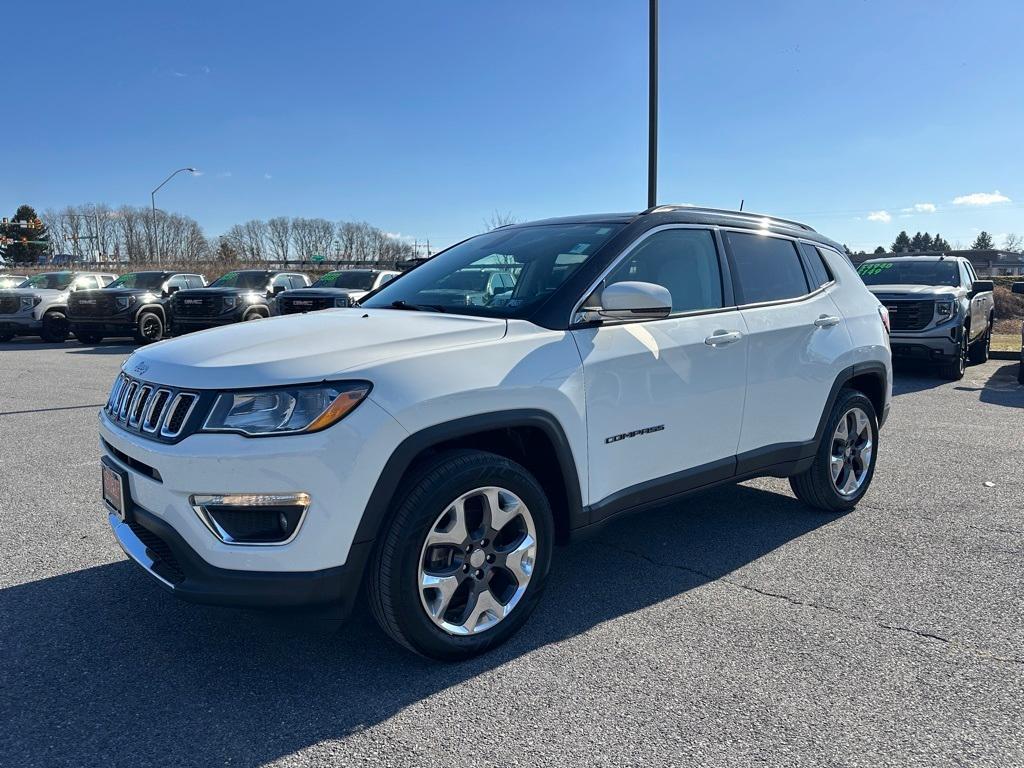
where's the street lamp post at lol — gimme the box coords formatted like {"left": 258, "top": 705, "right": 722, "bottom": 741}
{"left": 150, "top": 167, "right": 197, "bottom": 266}
{"left": 648, "top": 0, "right": 658, "bottom": 209}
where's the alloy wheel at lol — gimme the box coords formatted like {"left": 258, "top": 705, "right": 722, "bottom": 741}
{"left": 830, "top": 407, "right": 873, "bottom": 497}
{"left": 142, "top": 316, "right": 161, "bottom": 340}
{"left": 418, "top": 486, "right": 537, "bottom": 636}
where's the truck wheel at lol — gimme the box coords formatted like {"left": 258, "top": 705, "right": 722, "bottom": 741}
{"left": 74, "top": 331, "right": 104, "bottom": 345}
{"left": 938, "top": 334, "right": 967, "bottom": 380}
{"left": 968, "top": 319, "right": 992, "bottom": 364}
{"left": 135, "top": 312, "right": 164, "bottom": 344}
{"left": 789, "top": 389, "right": 879, "bottom": 513}
{"left": 368, "top": 449, "right": 554, "bottom": 660}
{"left": 40, "top": 311, "right": 69, "bottom": 343}
{"left": 243, "top": 310, "right": 266, "bottom": 322}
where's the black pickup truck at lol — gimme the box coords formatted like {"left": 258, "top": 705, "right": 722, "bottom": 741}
{"left": 68, "top": 271, "right": 206, "bottom": 344}
{"left": 170, "top": 269, "right": 310, "bottom": 333}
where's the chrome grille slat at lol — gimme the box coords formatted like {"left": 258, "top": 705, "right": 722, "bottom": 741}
{"left": 118, "top": 382, "right": 138, "bottom": 420}
{"left": 143, "top": 389, "right": 171, "bottom": 433}
{"left": 160, "top": 393, "right": 198, "bottom": 438}
{"left": 105, "top": 374, "right": 200, "bottom": 441}
{"left": 129, "top": 386, "right": 152, "bottom": 427}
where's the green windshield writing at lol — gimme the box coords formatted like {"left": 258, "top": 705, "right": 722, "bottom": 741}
{"left": 857, "top": 262, "right": 893, "bottom": 276}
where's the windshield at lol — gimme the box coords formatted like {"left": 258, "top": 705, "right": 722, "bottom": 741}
{"left": 0, "top": 276, "right": 27, "bottom": 289}
{"left": 24, "top": 273, "right": 74, "bottom": 290}
{"left": 314, "top": 270, "right": 375, "bottom": 290}
{"left": 108, "top": 272, "right": 167, "bottom": 290}
{"left": 210, "top": 271, "right": 269, "bottom": 289}
{"left": 857, "top": 260, "right": 961, "bottom": 287}
{"left": 361, "top": 222, "right": 623, "bottom": 317}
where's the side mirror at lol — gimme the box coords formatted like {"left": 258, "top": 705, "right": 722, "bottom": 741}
{"left": 971, "top": 280, "right": 994, "bottom": 294}
{"left": 597, "top": 281, "right": 672, "bottom": 321}
{"left": 272, "top": 285, "right": 286, "bottom": 296}
{"left": 1012, "top": 282, "right": 1024, "bottom": 295}
{"left": 165, "top": 285, "right": 180, "bottom": 296}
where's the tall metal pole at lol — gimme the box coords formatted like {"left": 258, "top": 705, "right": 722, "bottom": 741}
{"left": 150, "top": 167, "right": 196, "bottom": 267}
{"left": 648, "top": 0, "right": 658, "bottom": 209}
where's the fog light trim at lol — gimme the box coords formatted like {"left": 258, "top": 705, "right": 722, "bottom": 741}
{"left": 190, "top": 492, "right": 311, "bottom": 546}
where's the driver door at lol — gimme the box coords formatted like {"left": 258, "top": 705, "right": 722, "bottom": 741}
{"left": 571, "top": 227, "right": 747, "bottom": 514}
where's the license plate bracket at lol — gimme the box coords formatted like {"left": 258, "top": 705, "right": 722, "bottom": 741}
{"left": 101, "top": 456, "right": 132, "bottom": 522}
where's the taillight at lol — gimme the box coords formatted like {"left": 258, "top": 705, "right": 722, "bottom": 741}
{"left": 878, "top": 304, "right": 890, "bottom": 334}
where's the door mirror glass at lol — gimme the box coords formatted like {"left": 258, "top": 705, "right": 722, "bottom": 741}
{"left": 971, "top": 280, "right": 994, "bottom": 294}
{"left": 598, "top": 281, "right": 672, "bottom": 321}
{"left": 1012, "top": 282, "right": 1024, "bottom": 295}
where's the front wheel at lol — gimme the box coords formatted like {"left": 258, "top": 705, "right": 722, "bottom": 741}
{"left": 134, "top": 311, "right": 165, "bottom": 344}
{"left": 938, "top": 333, "right": 967, "bottom": 380}
{"left": 368, "top": 450, "right": 554, "bottom": 660}
{"left": 790, "top": 389, "right": 879, "bottom": 512}
{"left": 968, "top": 321, "right": 991, "bottom": 365}
{"left": 40, "top": 311, "right": 69, "bottom": 343}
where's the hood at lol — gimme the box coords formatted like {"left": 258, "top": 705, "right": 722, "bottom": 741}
{"left": 125, "top": 308, "right": 508, "bottom": 389}
{"left": 281, "top": 288, "right": 358, "bottom": 298}
{"left": 73, "top": 287, "right": 157, "bottom": 299}
{"left": 174, "top": 287, "right": 257, "bottom": 298}
{"left": 0, "top": 287, "right": 65, "bottom": 297}
{"left": 867, "top": 285, "right": 962, "bottom": 299}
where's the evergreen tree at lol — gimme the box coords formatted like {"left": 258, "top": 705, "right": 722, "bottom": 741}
{"left": 910, "top": 232, "right": 925, "bottom": 251}
{"left": 931, "top": 233, "right": 951, "bottom": 252}
{"left": 891, "top": 231, "right": 912, "bottom": 253}
{"left": 0, "top": 205, "right": 49, "bottom": 265}
{"left": 971, "top": 231, "right": 994, "bottom": 250}
{"left": 873, "top": 246, "right": 886, "bottom": 254}
{"left": 920, "top": 232, "right": 934, "bottom": 251}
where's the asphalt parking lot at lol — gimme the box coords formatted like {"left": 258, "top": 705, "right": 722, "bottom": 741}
{"left": 1, "top": 340, "right": 1022, "bottom": 768}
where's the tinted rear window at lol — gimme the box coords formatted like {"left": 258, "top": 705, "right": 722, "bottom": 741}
{"left": 725, "top": 232, "right": 810, "bottom": 304}
{"left": 798, "top": 243, "right": 834, "bottom": 288}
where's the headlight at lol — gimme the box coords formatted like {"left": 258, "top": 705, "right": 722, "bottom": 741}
{"left": 20, "top": 296, "right": 38, "bottom": 311}
{"left": 936, "top": 299, "right": 957, "bottom": 318}
{"left": 223, "top": 296, "right": 237, "bottom": 310}
{"left": 243, "top": 292, "right": 262, "bottom": 304}
{"left": 202, "top": 382, "right": 372, "bottom": 436}
{"left": 116, "top": 296, "right": 136, "bottom": 311}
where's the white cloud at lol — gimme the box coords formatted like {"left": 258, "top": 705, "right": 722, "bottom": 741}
{"left": 384, "top": 231, "right": 414, "bottom": 242}
{"left": 172, "top": 70, "right": 187, "bottom": 78}
{"left": 263, "top": 173, "right": 273, "bottom": 180}
{"left": 867, "top": 210, "right": 892, "bottom": 223}
{"left": 216, "top": 171, "right": 232, "bottom": 178}
{"left": 952, "top": 190, "right": 1011, "bottom": 206}
{"left": 190, "top": 170, "right": 204, "bottom": 177}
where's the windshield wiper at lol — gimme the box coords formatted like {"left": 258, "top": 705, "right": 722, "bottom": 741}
{"left": 389, "top": 300, "right": 446, "bottom": 313}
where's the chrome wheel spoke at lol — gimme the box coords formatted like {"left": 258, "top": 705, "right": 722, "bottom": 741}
{"left": 498, "top": 534, "right": 536, "bottom": 586}
{"left": 425, "top": 498, "right": 470, "bottom": 549}
{"left": 830, "top": 406, "right": 874, "bottom": 497}
{"left": 829, "top": 453, "right": 845, "bottom": 483}
{"left": 420, "top": 571, "right": 462, "bottom": 620}
{"left": 483, "top": 487, "right": 520, "bottom": 534}
{"left": 464, "top": 587, "right": 506, "bottom": 633}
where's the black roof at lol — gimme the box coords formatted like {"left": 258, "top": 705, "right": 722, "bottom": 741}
{"left": 509, "top": 206, "right": 842, "bottom": 250}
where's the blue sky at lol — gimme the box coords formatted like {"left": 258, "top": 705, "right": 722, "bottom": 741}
{"left": 5, "top": 0, "right": 1023, "bottom": 251}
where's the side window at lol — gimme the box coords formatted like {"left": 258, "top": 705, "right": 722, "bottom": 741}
{"left": 187, "top": 275, "right": 205, "bottom": 288}
{"left": 604, "top": 228, "right": 723, "bottom": 314}
{"left": 271, "top": 274, "right": 291, "bottom": 289}
{"left": 165, "top": 275, "right": 187, "bottom": 290}
{"left": 959, "top": 262, "right": 975, "bottom": 287}
{"left": 725, "top": 232, "right": 810, "bottom": 304}
{"left": 798, "top": 242, "right": 834, "bottom": 288}
{"left": 100, "top": 275, "right": 115, "bottom": 286}
{"left": 292, "top": 275, "right": 308, "bottom": 288}
{"left": 377, "top": 272, "right": 396, "bottom": 287}
{"left": 74, "top": 276, "right": 99, "bottom": 290}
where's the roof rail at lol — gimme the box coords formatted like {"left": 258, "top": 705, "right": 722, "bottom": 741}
{"left": 642, "top": 204, "right": 816, "bottom": 233}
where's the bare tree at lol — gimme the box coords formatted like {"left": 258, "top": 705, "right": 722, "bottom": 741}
{"left": 1003, "top": 233, "right": 1023, "bottom": 253}
{"left": 266, "top": 216, "right": 291, "bottom": 261}
{"left": 483, "top": 209, "right": 519, "bottom": 231}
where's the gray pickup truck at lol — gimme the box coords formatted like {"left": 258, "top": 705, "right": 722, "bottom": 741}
{"left": 857, "top": 255, "right": 994, "bottom": 380}
{"left": 1013, "top": 282, "right": 1024, "bottom": 385}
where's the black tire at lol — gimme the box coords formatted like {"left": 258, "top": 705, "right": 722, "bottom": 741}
{"left": 74, "top": 330, "right": 104, "bottom": 345}
{"left": 134, "top": 311, "right": 164, "bottom": 344}
{"left": 938, "top": 332, "right": 967, "bottom": 380}
{"left": 1018, "top": 355, "right": 1024, "bottom": 386}
{"left": 40, "top": 311, "right": 69, "bottom": 343}
{"left": 243, "top": 310, "right": 266, "bottom": 322}
{"left": 368, "top": 449, "right": 554, "bottom": 660}
{"left": 968, "top": 319, "right": 991, "bottom": 365}
{"left": 789, "top": 388, "right": 879, "bottom": 513}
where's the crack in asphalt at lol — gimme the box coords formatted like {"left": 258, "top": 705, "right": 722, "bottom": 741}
{"left": 598, "top": 540, "right": 1024, "bottom": 666}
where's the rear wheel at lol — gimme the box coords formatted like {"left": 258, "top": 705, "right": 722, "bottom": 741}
{"left": 134, "top": 311, "right": 164, "bottom": 344}
{"left": 790, "top": 389, "right": 879, "bottom": 513}
{"left": 968, "top": 319, "right": 991, "bottom": 364}
{"left": 74, "top": 330, "right": 104, "bottom": 345}
{"left": 368, "top": 450, "right": 554, "bottom": 660}
{"left": 40, "top": 311, "right": 69, "bottom": 343}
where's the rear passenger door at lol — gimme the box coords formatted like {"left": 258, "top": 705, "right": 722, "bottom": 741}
{"left": 723, "top": 231, "right": 850, "bottom": 461}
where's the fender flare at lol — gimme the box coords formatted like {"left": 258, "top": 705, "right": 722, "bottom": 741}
{"left": 135, "top": 303, "right": 167, "bottom": 325}
{"left": 812, "top": 361, "right": 889, "bottom": 446}
{"left": 352, "top": 409, "right": 583, "bottom": 545}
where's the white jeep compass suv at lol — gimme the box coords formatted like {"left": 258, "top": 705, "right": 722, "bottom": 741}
{"left": 99, "top": 206, "right": 892, "bottom": 660}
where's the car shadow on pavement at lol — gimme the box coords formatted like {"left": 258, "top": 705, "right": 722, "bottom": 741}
{"left": 954, "top": 362, "right": 1024, "bottom": 409}
{"left": 890, "top": 362, "right": 949, "bottom": 396}
{"left": 0, "top": 483, "right": 835, "bottom": 768}
{"left": 64, "top": 343, "right": 140, "bottom": 356}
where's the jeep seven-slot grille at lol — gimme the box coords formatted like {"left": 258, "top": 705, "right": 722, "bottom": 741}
{"left": 0, "top": 295, "right": 20, "bottom": 314}
{"left": 884, "top": 300, "right": 935, "bottom": 332}
{"left": 106, "top": 373, "right": 200, "bottom": 441}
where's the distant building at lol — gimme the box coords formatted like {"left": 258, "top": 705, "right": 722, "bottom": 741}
{"left": 852, "top": 249, "right": 1024, "bottom": 276}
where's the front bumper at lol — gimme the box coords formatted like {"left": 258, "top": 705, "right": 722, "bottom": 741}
{"left": 0, "top": 314, "right": 43, "bottom": 333}
{"left": 108, "top": 505, "right": 371, "bottom": 609}
{"left": 173, "top": 315, "right": 240, "bottom": 332}
{"left": 70, "top": 318, "right": 135, "bottom": 335}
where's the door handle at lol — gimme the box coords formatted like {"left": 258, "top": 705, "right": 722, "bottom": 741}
{"left": 704, "top": 330, "right": 743, "bottom": 346}
{"left": 813, "top": 315, "right": 841, "bottom": 328}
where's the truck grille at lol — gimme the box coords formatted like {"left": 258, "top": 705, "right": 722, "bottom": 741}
{"left": 106, "top": 373, "right": 203, "bottom": 441}
{"left": 884, "top": 300, "right": 934, "bottom": 332}
{"left": 69, "top": 293, "right": 117, "bottom": 317}
{"left": 173, "top": 294, "right": 222, "bottom": 317}
{"left": 0, "top": 295, "right": 20, "bottom": 314}
{"left": 280, "top": 296, "right": 336, "bottom": 314}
